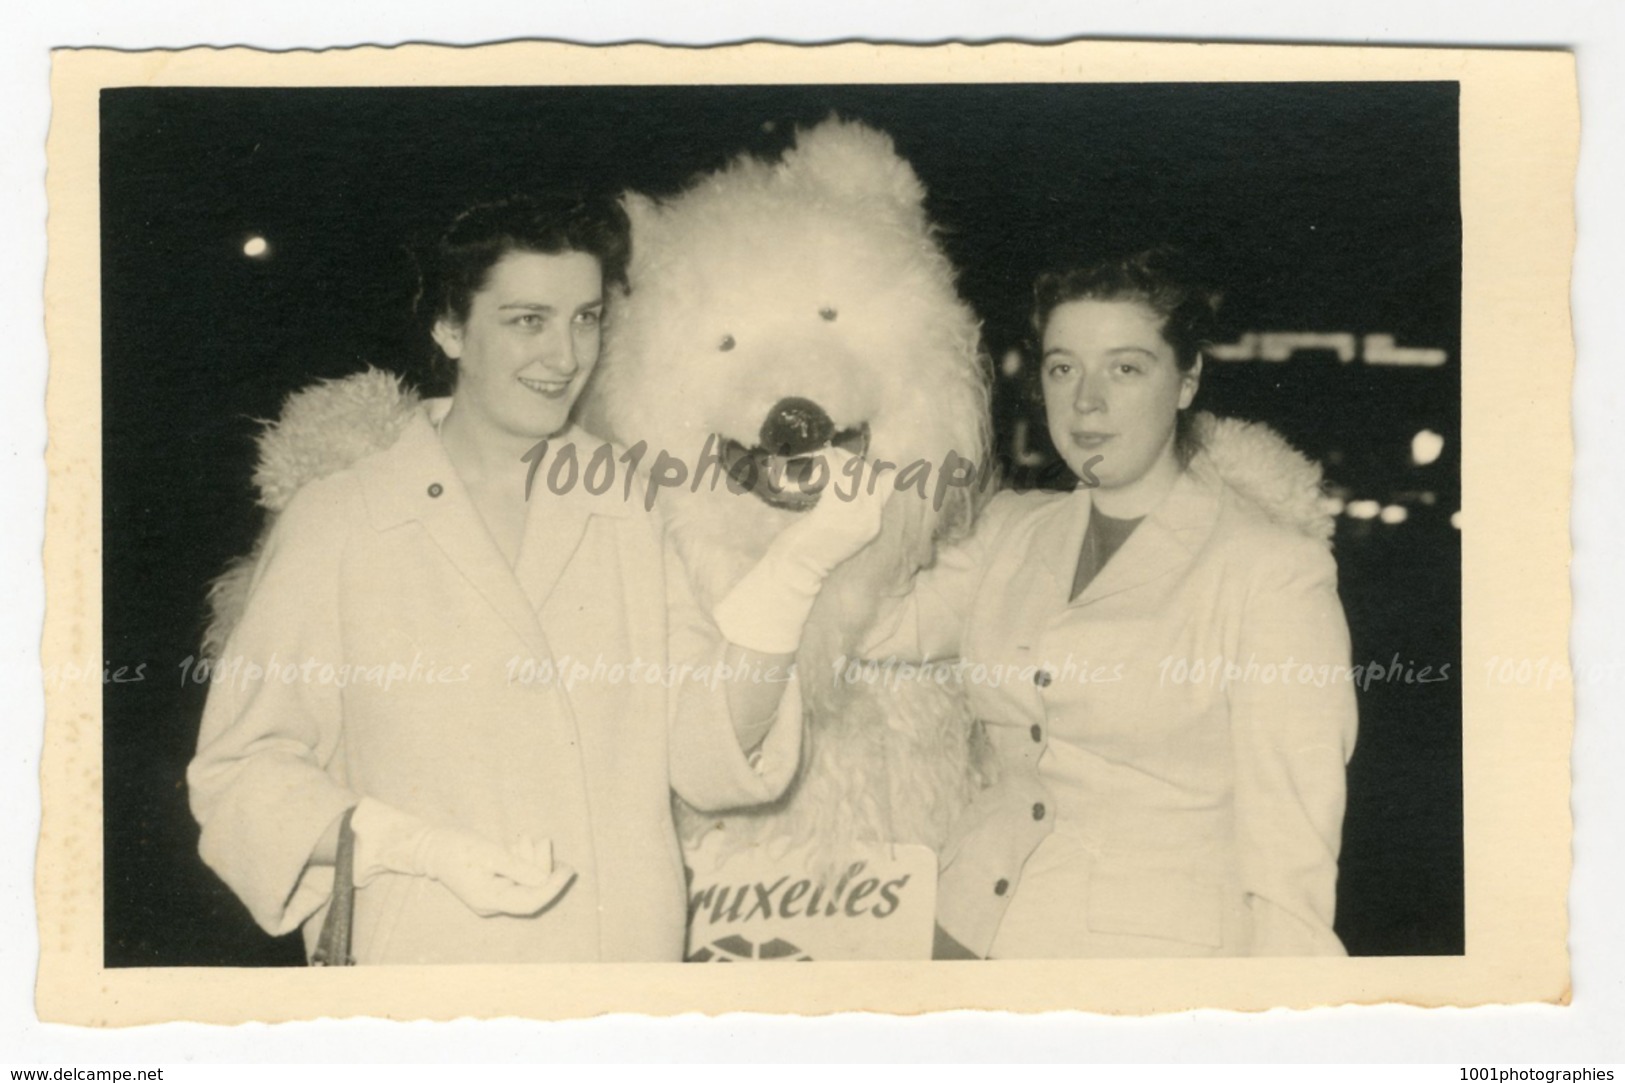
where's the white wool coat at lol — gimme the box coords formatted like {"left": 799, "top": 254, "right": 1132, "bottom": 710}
{"left": 188, "top": 403, "right": 802, "bottom": 963}
{"left": 871, "top": 450, "right": 1357, "bottom": 957}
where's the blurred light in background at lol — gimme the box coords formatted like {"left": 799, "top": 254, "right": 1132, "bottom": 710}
{"left": 242, "top": 235, "right": 270, "bottom": 259}
{"left": 1208, "top": 331, "right": 1357, "bottom": 363}
{"left": 1451, "top": 511, "right": 1462, "bottom": 530}
{"left": 1320, "top": 495, "right": 1346, "bottom": 517}
{"left": 1000, "top": 348, "right": 1023, "bottom": 379}
{"left": 1380, "top": 504, "right": 1409, "bottom": 525}
{"left": 1010, "top": 418, "right": 1048, "bottom": 467}
{"left": 1364, "top": 334, "right": 1448, "bottom": 367}
{"left": 1411, "top": 429, "right": 1445, "bottom": 466}
{"left": 1346, "top": 500, "right": 1380, "bottom": 520}
{"left": 1207, "top": 332, "right": 1449, "bottom": 366}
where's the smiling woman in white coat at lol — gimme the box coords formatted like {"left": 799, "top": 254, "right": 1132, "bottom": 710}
{"left": 188, "top": 195, "right": 887, "bottom": 964}
{"left": 873, "top": 247, "right": 1358, "bottom": 959}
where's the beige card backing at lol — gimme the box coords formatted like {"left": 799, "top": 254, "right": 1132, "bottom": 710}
{"left": 38, "top": 41, "right": 1576, "bottom": 1023}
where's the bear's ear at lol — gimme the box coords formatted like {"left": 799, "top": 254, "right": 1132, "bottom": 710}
{"left": 779, "top": 117, "right": 927, "bottom": 212}
{"left": 621, "top": 191, "right": 665, "bottom": 269}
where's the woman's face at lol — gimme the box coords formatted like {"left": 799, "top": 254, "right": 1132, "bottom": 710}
{"left": 1040, "top": 297, "right": 1200, "bottom": 493}
{"left": 432, "top": 249, "right": 605, "bottom": 442}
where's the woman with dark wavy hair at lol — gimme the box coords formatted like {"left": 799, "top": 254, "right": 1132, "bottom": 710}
{"left": 877, "top": 247, "right": 1357, "bottom": 958}
{"left": 188, "top": 194, "right": 882, "bottom": 963}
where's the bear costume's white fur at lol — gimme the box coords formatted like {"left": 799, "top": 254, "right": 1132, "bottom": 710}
{"left": 201, "top": 117, "right": 1336, "bottom": 890}
{"left": 579, "top": 119, "right": 995, "bottom": 854}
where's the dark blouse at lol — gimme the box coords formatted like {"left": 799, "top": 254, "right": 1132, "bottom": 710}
{"left": 1069, "top": 504, "right": 1145, "bottom": 601}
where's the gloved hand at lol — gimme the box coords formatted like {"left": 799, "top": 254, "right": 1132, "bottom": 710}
{"left": 713, "top": 448, "right": 891, "bottom": 654}
{"left": 349, "top": 798, "right": 575, "bottom": 918}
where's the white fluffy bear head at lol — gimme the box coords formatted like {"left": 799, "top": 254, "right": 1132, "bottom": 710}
{"left": 582, "top": 118, "right": 991, "bottom": 658}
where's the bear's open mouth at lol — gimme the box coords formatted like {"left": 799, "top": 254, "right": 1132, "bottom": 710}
{"left": 715, "top": 423, "right": 871, "bottom": 511}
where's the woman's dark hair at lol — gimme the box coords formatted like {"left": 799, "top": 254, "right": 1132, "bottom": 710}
{"left": 1027, "top": 245, "right": 1222, "bottom": 466}
{"left": 418, "top": 193, "right": 632, "bottom": 387}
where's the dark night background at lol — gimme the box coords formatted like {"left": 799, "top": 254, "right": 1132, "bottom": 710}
{"left": 101, "top": 83, "right": 1461, "bottom": 966}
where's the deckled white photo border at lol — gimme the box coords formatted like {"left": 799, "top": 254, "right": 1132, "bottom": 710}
{"left": 36, "top": 38, "right": 1575, "bottom": 1026}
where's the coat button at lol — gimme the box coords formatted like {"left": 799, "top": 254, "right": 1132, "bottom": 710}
{"left": 993, "top": 878, "right": 1009, "bottom": 896}
{"left": 1034, "top": 669, "right": 1053, "bottom": 688}
{"left": 1030, "top": 724, "right": 1043, "bottom": 743}
{"left": 427, "top": 483, "right": 444, "bottom": 498}
{"left": 1032, "top": 802, "right": 1046, "bottom": 821}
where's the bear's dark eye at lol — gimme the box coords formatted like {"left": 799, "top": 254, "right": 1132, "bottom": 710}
{"left": 719, "top": 334, "right": 736, "bottom": 352}
{"left": 819, "top": 306, "right": 838, "bottom": 322}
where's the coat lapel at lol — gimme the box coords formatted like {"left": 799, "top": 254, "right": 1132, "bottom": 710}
{"left": 513, "top": 430, "right": 632, "bottom": 615}
{"left": 1036, "top": 487, "right": 1094, "bottom": 608}
{"left": 1044, "top": 459, "right": 1224, "bottom": 609}
{"left": 354, "top": 409, "right": 628, "bottom": 658}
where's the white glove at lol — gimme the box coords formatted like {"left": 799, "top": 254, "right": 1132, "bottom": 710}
{"left": 349, "top": 798, "right": 576, "bottom": 918}
{"left": 713, "top": 448, "right": 890, "bottom": 654}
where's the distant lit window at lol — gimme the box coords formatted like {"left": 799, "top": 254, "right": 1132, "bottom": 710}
{"left": 1206, "top": 331, "right": 1447, "bottom": 367}
{"left": 1365, "top": 334, "right": 1447, "bottom": 367}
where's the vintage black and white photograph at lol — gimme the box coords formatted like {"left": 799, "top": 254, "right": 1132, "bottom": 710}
{"left": 36, "top": 40, "right": 1576, "bottom": 1022}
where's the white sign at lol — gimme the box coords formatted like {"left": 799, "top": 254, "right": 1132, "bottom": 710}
{"left": 684, "top": 833, "right": 937, "bottom": 961}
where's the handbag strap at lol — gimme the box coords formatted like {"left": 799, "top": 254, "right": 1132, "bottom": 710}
{"left": 311, "top": 805, "right": 358, "bottom": 966}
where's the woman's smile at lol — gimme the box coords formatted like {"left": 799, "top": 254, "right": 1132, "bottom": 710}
{"left": 518, "top": 375, "right": 573, "bottom": 399}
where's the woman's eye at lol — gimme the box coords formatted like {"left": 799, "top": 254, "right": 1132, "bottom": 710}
{"left": 574, "top": 309, "right": 602, "bottom": 327}
{"left": 718, "top": 334, "right": 736, "bottom": 352}
{"left": 1118, "top": 363, "right": 1142, "bottom": 375}
{"left": 1046, "top": 363, "right": 1072, "bottom": 379}
{"left": 514, "top": 314, "right": 546, "bottom": 328}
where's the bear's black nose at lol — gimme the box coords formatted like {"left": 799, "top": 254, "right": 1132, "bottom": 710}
{"left": 759, "top": 397, "right": 835, "bottom": 457}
